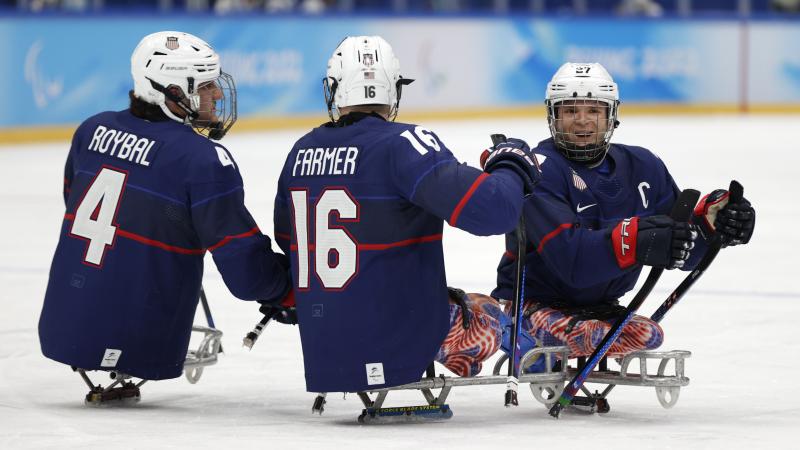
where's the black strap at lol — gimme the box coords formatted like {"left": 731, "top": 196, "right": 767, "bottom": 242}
{"left": 526, "top": 301, "right": 627, "bottom": 333}
{"left": 447, "top": 287, "right": 471, "bottom": 330}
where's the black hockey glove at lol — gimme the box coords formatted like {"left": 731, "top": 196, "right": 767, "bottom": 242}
{"left": 258, "top": 289, "right": 297, "bottom": 325}
{"left": 480, "top": 137, "right": 542, "bottom": 196}
{"left": 609, "top": 215, "right": 697, "bottom": 270}
{"left": 694, "top": 189, "right": 755, "bottom": 247}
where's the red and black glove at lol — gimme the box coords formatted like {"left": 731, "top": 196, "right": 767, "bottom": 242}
{"left": 480, "top": 137, "right": 542, "bottom": 195}
{"left": 694, "top": 189, "right": 755, "bottom": 247}
{"left": 258, "top": 289, "right": 297, "bottom": 325}
{"left": 609, "top": 215, "right": 697, "bottom": 270}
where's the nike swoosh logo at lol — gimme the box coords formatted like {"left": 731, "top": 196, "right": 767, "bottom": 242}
{"left": 576, "top": 203, "right": 597, "bottom": 213}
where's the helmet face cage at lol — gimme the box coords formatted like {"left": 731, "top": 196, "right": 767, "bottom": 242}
{"left": 131, "top": 31, "right": 237, "bottom": 140}
{"left": 544, "top": 62, "right": 620, "bottom": 165}
{"left": 547, "top": 97, "right": 618, "bottom": 164}
{"left": 191, "top": 71, "right": 237, "bottom": 140}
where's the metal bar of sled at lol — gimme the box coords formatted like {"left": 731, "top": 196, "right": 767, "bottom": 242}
{"left": 367, "top": 351, "right": 690, "bottom": 394}
{"left": 364, "top": 369, "right": 688, "bottom": 396}
{"left": 367, "top": 372, "right": 567, "bottom": 393}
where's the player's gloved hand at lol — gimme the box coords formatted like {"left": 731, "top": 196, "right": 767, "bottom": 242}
{"left": 258, "top": 289, "right": 297, "bottom": 325}
{"left": 609, "top": 215, "right": 697, "bottom": 270}
{"left": 694, "top": 189, "right": 755, "bottom": 247}
{"left": 480, "top": 137, "right": 542, "bottom": 196}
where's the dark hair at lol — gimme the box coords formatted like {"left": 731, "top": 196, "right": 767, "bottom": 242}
{"left": 129, "top": 90, "right": 169, "bottom": 122}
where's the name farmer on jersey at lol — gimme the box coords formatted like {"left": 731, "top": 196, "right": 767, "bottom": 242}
{"left": 292, "top": 147, "right": 359, "bottom": 177}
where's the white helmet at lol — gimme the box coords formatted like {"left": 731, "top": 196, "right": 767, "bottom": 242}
{"left": 131, "top": 31, "right": 237, "bottom": 140}
{"left": 545, "top": 62, "right": 620, "bottom": 164}
{"left": 323, "top": 35, "right": 413, "bottom": 122}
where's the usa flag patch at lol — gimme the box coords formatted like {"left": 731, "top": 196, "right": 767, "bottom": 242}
{"left": 571, "top": 170, "right": 587, "bottom": 191}
{"left": 166, "top": 36, "right": 179, "bottom": 50}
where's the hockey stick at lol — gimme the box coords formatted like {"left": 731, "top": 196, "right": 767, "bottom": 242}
{"left": 489, "top": 133, "right": 527, "bottom": 407}
{"left": 549, "top": 188, "right": 700, "bottom": 418}
{"left": 199, "top": 286, "right": 223, "bottom": 353}
{"left": 242, "top": 309, "right": 280, "bottom": 350}
{"left": 650, "top": 180, "right": 743, "bottom": 323}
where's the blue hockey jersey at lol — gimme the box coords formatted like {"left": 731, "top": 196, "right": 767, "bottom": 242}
{"left": 274, "top": 114, "right": 525, "bottom": 393}
{"left": 492, "top": 138, "right": 707, "bottom": 306}
{"left": 39, "top": 110, "right": 289, "bottom": 380}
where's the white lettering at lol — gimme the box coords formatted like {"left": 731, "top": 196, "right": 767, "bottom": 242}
{"left": 333, "top": 148, "right": 345, "bottom": 175}
{"left": 88, "top": 125, "right": 106, "bottom": 151}
{"left": 638, "top": 182, "right": 651, "bottom": 209}
{"left": 293, "top": 149, "right": 306, "bottom": 177}
{"left": 108, "top": 132, "right": 128, "bottom": 157}
{"left": 344, "top": 147, "right": 358, "bottom": 175}
{"left": 323, "top": 148, "right": 337, "bottom": 174}
{"left": 139, "top": 140, "right": 156, "bottom": 167}
{"left": 120, "top": 134, "right": 137, "bottom": 161}
{"left": 311, "top": 147, "right": 325, "bottom": 175}
{"left": 301, "top": 148, "right": 314, "bottom": 176}
{"left": 620, "top": 219, "right": 631, "bottom": 255}
{"left": 83, "top": 125, "right": 156, "bottom": 167}
{"left": 293, "top": 147, "right": 360, "bottom": 177}
{"left": 98, "top": 129, "right": 117, "bottom": 154}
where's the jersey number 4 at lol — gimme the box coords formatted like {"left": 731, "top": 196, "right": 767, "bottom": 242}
{"left": 290, "top": 188, "right": 359, "bottom": 290}
{"left": 69, "top": 167, "right": 128, "bottom": 267}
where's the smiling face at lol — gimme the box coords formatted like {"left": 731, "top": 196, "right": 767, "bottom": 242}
{"left": 553, "top": 99, "right": 610, "bottom": 149}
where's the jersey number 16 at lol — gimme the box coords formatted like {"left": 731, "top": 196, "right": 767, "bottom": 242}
{"left": 290, "top": 188, "right": 359, "bottom": 290}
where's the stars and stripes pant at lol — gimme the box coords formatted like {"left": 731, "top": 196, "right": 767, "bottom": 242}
{"left": 523, "top": 301, "right": 664, "bottom": 358}
{"left": 434, "top": 293, "right": 505, "bottom": 377}
{"left": 432, "top": 295, "right": 664, "bottom": 377}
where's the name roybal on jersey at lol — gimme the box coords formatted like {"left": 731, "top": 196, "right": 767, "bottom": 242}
{"left": 87, "top": 125, "right": 158, "bottom": 167}
{"left": 292, "top": 147, "right": 359, "bottom": 177}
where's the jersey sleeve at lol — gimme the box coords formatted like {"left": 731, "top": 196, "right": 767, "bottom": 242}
{"left": 273, "top": 165, "right": 292, "bottom": 256}
{"left": 63, "top": 146, "right": 75, "bottom": 206}
{"left": 388, "top": 126, "right": 524, "bottom": 236}
{"left": 63, "top": 121, "right": 89, "bottom": 205}
{"left": 187, "top": 143, "right": 289, "bottom": 302}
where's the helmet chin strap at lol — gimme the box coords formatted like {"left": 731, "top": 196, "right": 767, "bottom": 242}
{"left": 147, "top": 77, "right": 199, "bottom": 121}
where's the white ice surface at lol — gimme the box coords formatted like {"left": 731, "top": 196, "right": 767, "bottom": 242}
{"left": 1, "top": 115, "right": 798, "bottom": 449}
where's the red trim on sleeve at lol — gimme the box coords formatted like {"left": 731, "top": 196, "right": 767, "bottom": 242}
{"left": 63, "top": 214, "right": 259, "bottom": 255}
{"left": 117, "top": 230, "right": 205, "bottom": 255}
{"left": 449, "top": 173, "right": 490, "bottom": 226}
{"left": 275, "top": 232, "right": 291, "bottom": 241}
{"left": 359, "top": 234, "right": 442, "bottom": 250}
{"left": 207, "top": 227, "right": 261, "bottom": 251}
{"left": 536, "top": 223, "right": 574, "bottom": 254}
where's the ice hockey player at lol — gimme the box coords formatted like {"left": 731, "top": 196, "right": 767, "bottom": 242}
{"left": 271, "top": 35, "right": 542, "bottom": 394}
{"left": 491, "top": 62, "right": 756, "bottom": 368}
{"left": 38, "top": 31, "right": 291, "bottom": 404}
